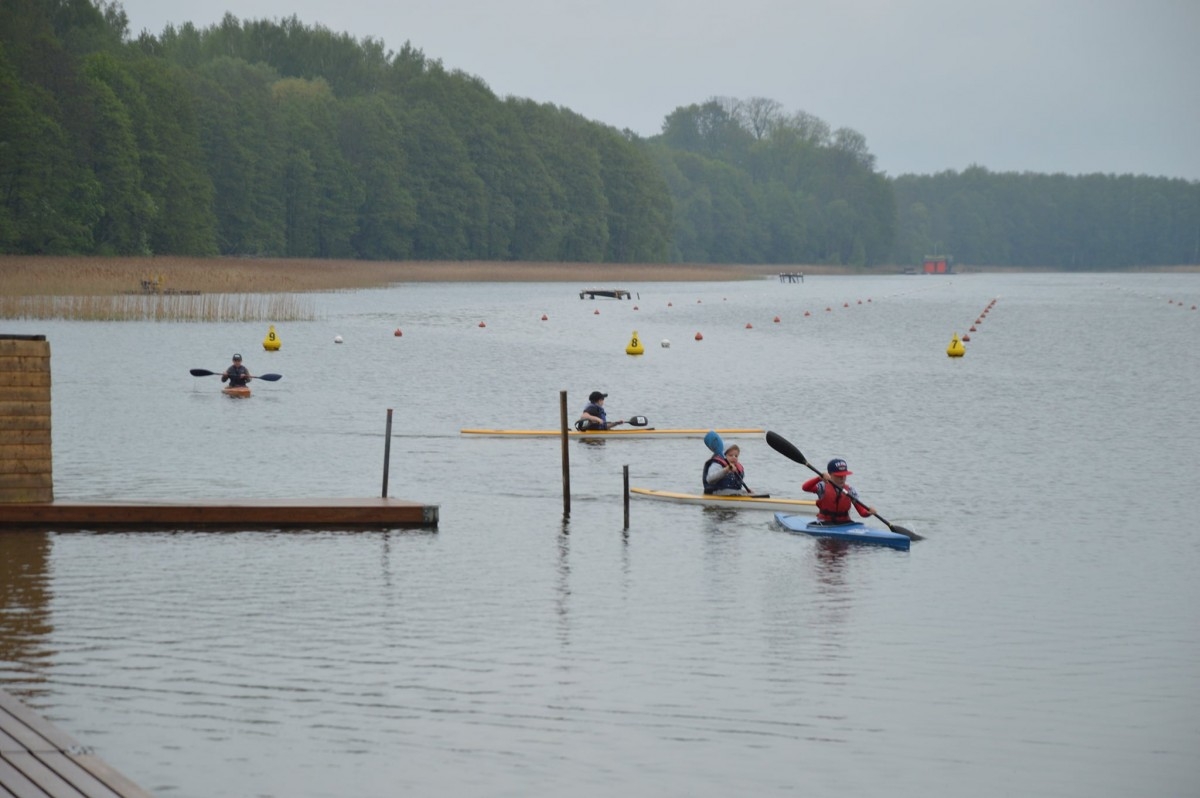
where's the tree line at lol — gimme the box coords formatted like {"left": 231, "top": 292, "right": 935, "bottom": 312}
{"left": 2, "top": 0, "right": 1197, "bottom": 268}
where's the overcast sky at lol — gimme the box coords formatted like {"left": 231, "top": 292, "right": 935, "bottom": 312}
{"left": 115, "top": 0, "right": 1199, "bottom": 180}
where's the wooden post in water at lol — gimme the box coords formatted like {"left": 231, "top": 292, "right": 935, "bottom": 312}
{"left": 560, "top": 390, "right": 571, "bottom": 518}
{"left": 623, "top": 465, "right": 630, "bottom": 530}
{"left": 0, "top": 335, "right": 53, "bottom": 504}
{"left": 381, "top": 408, "right": 393, "bottom": 498}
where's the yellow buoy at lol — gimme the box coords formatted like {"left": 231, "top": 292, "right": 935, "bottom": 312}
{"left": 946, "top": 333, "right": 965, "bottom": 358}
{"left": 625, "top": 330, "right": 645, "bottom": 355}
{"left": 263, "top": 324, "right": 281, "bottom": 351}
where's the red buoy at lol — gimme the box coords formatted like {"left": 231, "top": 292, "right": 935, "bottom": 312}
{"left": 773, "top": 316, "right": 781, "bottom": 323}
{"left": 745, "top": 322, "right": 753, "bottom": 329}
{"left": 478, "top": 321, "right": 486, "bottom": 327}
{"left": 694, "top": 332, "right": 703, "bottom": 340}
{"left": 541, "top": 314, "right": 548, "bottom": 321}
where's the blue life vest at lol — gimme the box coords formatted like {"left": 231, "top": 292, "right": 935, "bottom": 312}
{"left": 702, "top": 455, "right": 744, "bottom": 494}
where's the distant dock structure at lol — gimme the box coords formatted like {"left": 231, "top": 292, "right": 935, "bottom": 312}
{"left": 579, "top": 288, "right": 631, "bottom": 300}
{"left": 778, "top": 272, "right": 804, "bottom": 283}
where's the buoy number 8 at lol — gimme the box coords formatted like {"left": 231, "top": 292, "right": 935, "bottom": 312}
{"left": 630, "top": 337, "right": 639, "bottom": 347}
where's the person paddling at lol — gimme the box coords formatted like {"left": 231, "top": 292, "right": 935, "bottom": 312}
{"left": 221, "top": 353, "right": 253, "bottom": 388}
{"left": 703, "top": 444, "right": 750, "bottom": 495}
{"left": 802, "top": 458, "right": 874, "bottom": 523}
{"left": 577, "top": 391, "right": 626, "bottom": 430}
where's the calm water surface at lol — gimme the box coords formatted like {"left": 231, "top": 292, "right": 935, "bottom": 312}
{"left": 1, "top": 273, "right": 1198, "bottom": 797}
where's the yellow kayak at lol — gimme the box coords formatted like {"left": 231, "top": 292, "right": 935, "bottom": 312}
{"left": 460, "top": 428, "right": 764, "bottom": 439}
{"left": 630, "top": 487, "right": 818, "bottom": 514}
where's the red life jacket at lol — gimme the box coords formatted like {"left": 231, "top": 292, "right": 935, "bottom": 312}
{"left": 804, "top": 477, "right": 860, "bottom": 522}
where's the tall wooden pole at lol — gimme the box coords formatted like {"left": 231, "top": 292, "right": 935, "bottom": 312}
{"left": 560, "top": 390, "right": 571, "bottom": 518}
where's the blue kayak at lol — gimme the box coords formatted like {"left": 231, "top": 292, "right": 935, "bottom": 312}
{"left": 774, "top": 512, "right": 911, "bottom": 551}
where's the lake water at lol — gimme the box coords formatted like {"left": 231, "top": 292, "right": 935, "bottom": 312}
{"left": 1, "top": 272, "right": 1198, "bottom": 797}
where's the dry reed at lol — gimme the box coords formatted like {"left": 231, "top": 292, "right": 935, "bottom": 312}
{"left": 0, "top": 255, "right": 803, "bottom": 321}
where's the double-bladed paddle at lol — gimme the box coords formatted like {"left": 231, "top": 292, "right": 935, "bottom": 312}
{"left": 704, "top": 429, "right": 758, "bottom": 495}
{"left": 190, "top": 368, "right": 283, "bottom": 381}
{"left": 576, "top": 415, "right": 649, "bottom": 430}
{"left": 764, "top": 430, "right": 921, "bottom": 540}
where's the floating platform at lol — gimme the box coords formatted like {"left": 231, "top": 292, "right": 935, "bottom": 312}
{"left": 0, "top": 689, "right": 153, "bottom": 797}
{"left": 0, "top": 498, "right": 439, "bottom": 530}
{"left": 778, "top": 272, "right": 805, "bottom": 283}
{"left": 579, "top": 288, "right": 631, "bottom": 299}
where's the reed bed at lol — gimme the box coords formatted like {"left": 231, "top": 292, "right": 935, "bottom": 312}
{"left": 0, "top": 293, "right": 315, "bottom": 322}
{"left": 0, "top": 255, "right": 793, "bottom": 321}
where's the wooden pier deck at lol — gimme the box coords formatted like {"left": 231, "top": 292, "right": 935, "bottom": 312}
{"left": 0, "top": 690, "right": 153, "bottom": 797}
{"left": 0, "top": 497, "right": 439, "bottom": 530}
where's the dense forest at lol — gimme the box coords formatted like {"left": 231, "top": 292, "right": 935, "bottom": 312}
{"left": 2, "top": 0, "right": 1197, "bottom": 268}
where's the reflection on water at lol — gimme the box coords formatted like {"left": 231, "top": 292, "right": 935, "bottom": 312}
{"left": 1, "top": 274, "right": 1198, "bottom": 798}
{"left": 0, "top": 532, "right": 53, "bottom": 695}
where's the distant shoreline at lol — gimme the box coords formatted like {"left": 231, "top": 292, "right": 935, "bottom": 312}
{"left": 0, "top": 255, "right": 1196, "bottom": 297}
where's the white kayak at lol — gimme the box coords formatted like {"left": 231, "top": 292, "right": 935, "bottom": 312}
{"left": 630, "top": 487, "right": 819, "bottom": 514}
{"left": 460, "top": 428, "right": 764, "bottom": 439}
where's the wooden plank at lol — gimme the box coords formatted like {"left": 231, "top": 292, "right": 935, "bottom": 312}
{"left": 0, "top": 693, "right": 80, "bottom": 751}
{"left": 69, "top": 755, "right": 153, "bottom": 798}
{"left": 0, "top": 473, "right": 53, "bottom": 490}
{"left": 4, "top": 751, "right": 98, "bottom": 798}
{"left": 0, "top": 388, "right": 48, "bottom": 403}
{"left": 0, "top": 412, "right": 51, "bottom": 432}
{"left": 0, "top": 755, "right": 47, "bottom": 798}
{"left": 0, "top": 403, "right": 51, "bottom": 419}
{"left": 31, "top": 751, "right": 122, "bottom": 798}
{"left": 0, "top": 372, "right": 51, "bottom": 388}
{"left": 0, "top": 487, "right": 54, "bottom": 504}
{"left": 0, "top": 444, "right": 50, "bottom": 461}
{"left": 0, "top": 498, "right": 438, "bottom": 528}
{"left": 0, "top": 428, "right": 51, "bottom": 446}
{"left": 0, "top": 341, "right": 50, "bottom": 356}
{"left": 0, "top": 693, "right": 150, "bottom": 797}
{"left": 0, "top": 726, "right": 28, "bottom": 754}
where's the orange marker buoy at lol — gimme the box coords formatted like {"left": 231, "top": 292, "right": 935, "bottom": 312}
{"left": 694, "top": 332, "right": 703, "bottom": 341}
{"left": 745, "top": 323, "right": 753, "bottom": 329}
{"left": 541, "top": 314, "right": 548, "bottom": 320}
{"left": 393, "top": 328, "right": 403, "bottom": 337}
{"left": 633, "top": 305, "right": 639, "bottom": 310}
{"left": 667, "top": 302, "right": 673, "bottom": 307}
{"left": 478, "top": 321, "right": 486, "bottom": 328}
{"left": 594, "top": 309, "right": 600, "bottom": 315}
{"left": 857, "top": 300, "right": 863, "bottom": 304}
{"left": 969, "top": 325, "right": 977, "bottom": 332}
{"left": 826, "top": 307, "right": 832, "bottom": 312}
{"left": 697, "top": 299, "right": 702, "bottom": 304}
{"left": 843, "top": 302, "right": 849, "bottom": 307}
{"left": 962, "top": 333, "right": 971, "bottom": 341}
{"left": 804, "top": 311, "right": 811, "bottom": 317}
{"left": 773, "top": 316, "right": 781, "bottom": 323}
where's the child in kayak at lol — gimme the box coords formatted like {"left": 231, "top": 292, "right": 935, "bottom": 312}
{"left": 577, "top": 391, "right": 626, "bottom": 430}
{"left": 221, "top": 353, "right": 253, "bottom": 388}
{"left": 802, "top": 458, "right": 874, "bottom": 523}
{"left": 703, "top": 444, "right": 749, "bottom": 495}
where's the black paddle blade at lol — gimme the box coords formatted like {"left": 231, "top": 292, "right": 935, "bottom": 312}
{"left": 627, "top": 415, "right": 648, "bottom": 427}
{"left": 190, "top": 368, "right": 218, "bottom": 377}
{"left": 885, "top": 521, "right": 923, "bottom": 541}
{"left": 255, "top": 373, "right": 283, "bottom": 381}
{"left": 765, "top": 431, "right": 810, "bottom": 466}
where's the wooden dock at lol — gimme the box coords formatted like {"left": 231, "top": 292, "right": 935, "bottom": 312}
{"left": 0, "top": 689, "right": 153, "bottom": 797}
{"left": 778, "top": 272, "right": 804, "bottom": 283}
{"left": 0, "top": 497, "right": 438, "bottom": 530}
{"left": 579, "top": 288, "right": 631, "bottom": 300}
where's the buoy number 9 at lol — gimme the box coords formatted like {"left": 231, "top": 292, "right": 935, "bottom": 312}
{"left": 268, "top": 332, "right": 277, "bottom": 341}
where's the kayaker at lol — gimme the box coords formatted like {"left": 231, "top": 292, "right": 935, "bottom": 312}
{"left": 703, "top": 444, "right": 749, "bottom": 495}
{"left": 577, "top": 391, "right": 626, "bottom": 430}
{"left": 221, "top": 353, "right": 253, "bottom": 388}
{"left": 802, "top": 458, "right": 875, "bottom": 523}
